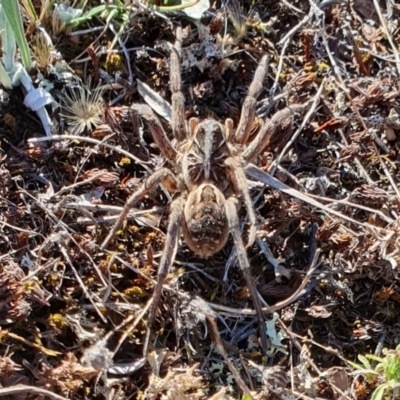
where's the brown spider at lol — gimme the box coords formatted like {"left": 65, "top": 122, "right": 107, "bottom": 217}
{"left": 101, "top": 27, "right": 308, "bottom": 354}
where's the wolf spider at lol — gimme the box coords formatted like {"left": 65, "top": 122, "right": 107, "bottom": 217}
{"left": 101, "top": 27, "right": 306, "bottom": 354}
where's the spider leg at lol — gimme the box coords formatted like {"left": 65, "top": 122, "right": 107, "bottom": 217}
{"left": 131, "top": 104, "right": 177, "bottom": 162}
{"left": 235, "top": 55, "right": 268, "bottom": 145}
{"left": 225, "top": 118, "right": 234, "bottom": 142}
{"left": 188, "top": 117, "right": 199, "bottom": 136}
{"left": 225, "top": 197, "right": 268, "bottom": 354}
{"left": 242, "top": 103, "right": 309, "bottom": 163}
{"left": 170, "top": 27, "right": 187, "bottom": 142}
{"left": 101, "top": 168, "right": 178, "bottom": 249}
{"left": 225, "top": 157, "right": 256, "bottom": 246}
{"left": 143, "top": 196, "right": 185, "bottom": 355}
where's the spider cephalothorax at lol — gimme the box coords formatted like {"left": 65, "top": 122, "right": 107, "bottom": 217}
{"left": 181, "top": 119, "right": 231, "bottom": 191}
{"left": 101, "top": 27, "right": 308, "bottom": 355}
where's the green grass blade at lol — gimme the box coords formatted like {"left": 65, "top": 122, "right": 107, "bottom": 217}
{"left": 2, "top": 0, "right": 31, "bottom": 70}
{"left": 68, "top": 5, "right": 115, "bottom": 26}
{"left": 371, "top": 383, "right": 389, "bottom": 400}
{"left": 20, "top": 0, "right": 38, "bottom": 21}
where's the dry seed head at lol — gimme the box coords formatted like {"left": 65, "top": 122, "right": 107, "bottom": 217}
{"left": 226, "top": 0, "right": 251, "bottom": 40}
{"left": 60, "top": 83, "right": 105, "bottom": 134}
{"left": 32, "top": 34, "right": 53, "bottom": 70}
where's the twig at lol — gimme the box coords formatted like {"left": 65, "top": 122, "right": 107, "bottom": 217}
{"left": 210, "top": 249, "right": 320, "bottom": 317}
{"left": 72, "top": 46, "right": 166, "bottom": 63}
{"left": 372, "top": 0, "right": 400, "bottom": 77}
{"left": 270, "top": 38, "right": 290, "bottom": 96}
{"left": 245, "top": 164, "right": 377, "bottom": 230}
{"left": 318, "top": 9, "right": 379, "bottom": 185}
{"left": 59, "top": 245, "right": 108, "bottom": 323}
{"left": 306, "top": 193, "right": 394, "bottom": 224}
{"left": 320, "top": 9, "right": 400, "bottom": 200}
{"left": 277, "top": 0, "right": 346, "bottom": 46}
{"left": 0, "top": 385, "right": 68, "bottom": 400}
{"left": 281, "top": 321, "right": 353, "bottom": 400}
{"left": 111, "top": 298, "right": 152, "bottom": 357}
{"left": 28, "top": 135, "right": 153, "bottom": 172}
{"left": 188, "top": 297, "right": 253, "bottom": 396}
{"left": 0, "top": 219, "right": 44, "bottom": 238}
{"left": 0, "top": 331, "right": 61, "bottom": 357}
{"left": 270, "top": 86, "right": 323, "bottom": 174}
{"left": 270, "top": 0, "right": 332, "bottom": 96}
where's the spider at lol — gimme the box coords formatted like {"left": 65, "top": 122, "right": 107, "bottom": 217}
{"left": 101, "top": 27, "right": 308, "bottom": 355}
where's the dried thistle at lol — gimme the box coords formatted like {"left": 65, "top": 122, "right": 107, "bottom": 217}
{"left": 31, "top": 34, "right": 53, "bottom": 70}
{"left": 39, "top": 353, "right": 98, "bottom": 396}
{"left": 0, "top": 260, "right": 48, "bottom": 323}
{"left": 351, "top": 184, "right": 389, "bottom": 207}
{"left": 145, "top": 362, "right": 205, "bottom": 400}
{"left": 226, "top": 0, "right": 250, "bottom": 40}
{"left": 60, "top": 82, "right": 105, "bottom": 134}
{"left": 78, "top": 168, "right": 119, "bottom": 187}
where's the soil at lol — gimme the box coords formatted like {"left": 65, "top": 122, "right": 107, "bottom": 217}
{"left": 1, "top": 0, "right": 400, "bottom": 399}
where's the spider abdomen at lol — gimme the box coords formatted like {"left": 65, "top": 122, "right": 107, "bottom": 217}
{"left": 182, "top": 183, "right": 229, "bottom": 257}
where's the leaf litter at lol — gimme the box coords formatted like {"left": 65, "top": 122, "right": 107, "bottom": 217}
{"left": 1, "top": 0, "right": 400, "bottom": 399}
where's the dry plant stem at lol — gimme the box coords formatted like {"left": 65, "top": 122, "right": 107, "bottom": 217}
{"left": 281, "top": 322, "right": 352, "bottom": 400}
{"left": 12, "top": 183, "right": 110, "bottom": 317}
{"left": 270, "top": 84, "right": 324, "bottom": 174}
{"left": 66, "top": 205, "right": 162, "bottom": 226}
{"left": 306, "top": 193, "right": 394, "bottom": 224}
{"left": 270, "top": 38, "right": 290, "bottom": 96}
{"left": 281, "top": 0, "right": 304, "bottom": 13}
{"left": 209, "top": 248, "right": 320, "bottom": 317}
{"left": 273, "top": 0, "right": 342, "bottom": 94}
{"left": 3, "top": 331, "right": 61, "bottom": 356}
{"left": 371, "top": 141, "right": 400, "bottom": 201}
{"left": 372, "top": 0, "right": 400, "bottom": 76}
{"left": 83, "top": 299, "right": 151, "bottom": 362}
{"left": 56, "top": 170, "right": 111, "bottom": 196}
{"left": 0, "top": 219, "right": 43, "bottom": 238}
{"left": 28, "top": 135, "right": 153, "bottom": 172}
{"left": 112, "top": 298, "right": 152, "bottom": 357}
{"left": 59, "top": 245, "right": 107, "bottom": 323}
{"left": 289, "top": 330, "right": 348, "bottom": 364}
{"left": 206, "top": 312, "right": 252, "bottom": 396}
{"left": 257, "top": 238, "right": 286, "bottom": 279}
{"left": 374, "top": 330, "right": 387, "bottom": 358}
{"left": 0, "top": 385, "right": 68, "bottom": 400}
{"left": 73, "top": 46, "right": 165, "bottom": 64}
{"left": 109, "top": 24, "right": 133, "bottom": 84}
{"left": 277, "top": 4, "right": 312, "bottom": 45}
{"left": 319, "top": 9, "right": 400, "bottom": 197}
{"left": 245, "top": 164, "right": 373, "bottom": 230}
{"left": 185, "top": 296, "right": 252, "bottom": 395}
{"left": 143, "top": 197, "right": 184, "bottom": 355}
{"left": 317, "top": 6, "right": 374, "bottom": 184}
{"left": 240, "top": 354, "right": 255, "bottom": 391}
